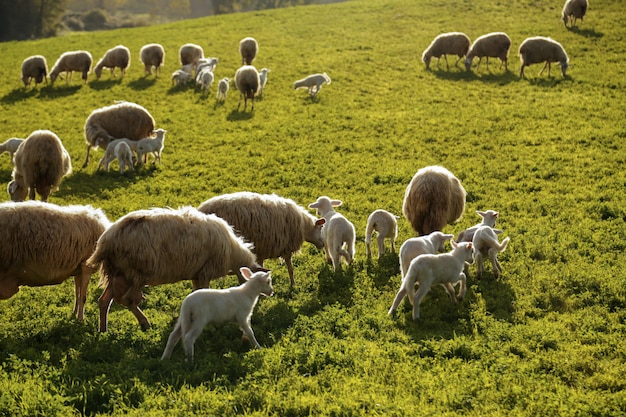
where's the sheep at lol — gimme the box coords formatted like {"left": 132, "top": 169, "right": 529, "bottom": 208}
{"left": 139, "top": 43, "right": 165, "bottom": 76}
{"left": 198, "top": 192, "right": 325, "bottom": 286}
{"left": 87, "top": 206, "right": 262, "bottom": 332}
{"left": 393, "top": 241, "right": 474, "bottom": 320}
{"left": 0, "top": 201, "right": 110, "bottom": 322}
{"left": 422, "top": 32, "right": 471, "bottom": 70}
{"left": 179, "top": 43, "right": 204, "bottom": 69}
{"left": 402, "top": 166, "right": 466, "bottom": 236}
{"left": 472, "top": 226, "right": 510, "bottom": 279}
{"left": 82, "top": 101, "right": 155, "bottom": 168}
{"left": 518, "top": 36, "right": 569, "bottom": 78}
{"left": 365, "top": 209, "right": 399, "bottom": 259}
{"left": 239, "top": 37, "right": 258, "bottom": 65}
{"left": 456, "top": 210, "right": 500, "bottom": 243}
{"left": 49, "top": 50, "right": 92, "bottom": 85}
{"left": 8, "top": 130, "right": 72, "bottom": 202}
{"left": 562, "top": 0, "right": 588, "bottom": 28}
{"left": 196, "top": 57, "right": 219, "bottom": 74}
{"left": 258, "top": 68, "right": 270, "bottom": 95}
{"left": 196, "top": 68, "right": 214, "bottom": 93}
{"left": 21, "top": 55, "right": 48, "bottom": 87}
{"left": 94, "top": 45, "right": 131, "bottom": 79}
{"left": 464, "top": 32, "right": 512, "bottom": 72}
{"left": 97, "top": 138, "right": 139, "bottom": 171}
{"left": 161, "top": 267, "right": 273, "bottom": 361}
{"left": 136, "top": 128, "right": 166, "bottom": 165}
{"left": 0, "top": 138, "right": 24, "bottom": 161}
{"left": 308, "top": 196, "right": 356, "bottom": 271}
{"left": 294, "top": 73, "right": 331, "bottom": 97}
{"left": 235, "top": 65, "right": 260, "bottom": 111}
{"left": 217, "top": 77, "right": 230, "bottom": 100}
{"left": 171, "top": 69, "right": 192, "bottom": 86}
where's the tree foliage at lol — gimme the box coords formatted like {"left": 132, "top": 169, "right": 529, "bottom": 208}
{"left": 0, "top": 0, "right": 68, "bottom": 41}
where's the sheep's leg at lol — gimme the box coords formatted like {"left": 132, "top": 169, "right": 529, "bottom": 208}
{"left": 97, "top": 285, "right": 114, "bottom": 332}
{"left": 365, "top": 239, "right": 372, "bottom": 258}
{"left": 182, "top": 325, "right": 205, "bottom": 362}
{"left": 444, "top": 55, "right": 450, "bottom": 71}
{"left": 73, "top": 265, "right": 91, "bottom": 322}
{"left": 390, "top": 239, "right": 396, "bottom": 254}
{"left": 240, "top": 319, "right": 261, "bottom": 349}
{"left": 485, "top": 57, "right": 490, "bottom": 71}
{"left": 488, "top": 248, "right": 502, "bottom": 278}
{"left": 539, "top": 61, "right": 549, "bottom": 76}
{"left": 454, "top": 55, "right": 463, "bottom": 68}
{"left": 475, "top": 252, "right": 484, "bottom": 279}
{"left": 28, "top": 187, "right": 36, "bottom": 201}
{"left": 377, "top": 234, "right": 386, "bottom": 259}
{"left": 388, "top": 287, "right": 407, "bottom": 315}
{"left": 440, "top": 283, "right": 458, "bottom": 304}
{"left": 284, "top": 254, "right": 295, "bottom": 286}
{"left": 412, "top": 284, "right": 431, "bottom": 320}
{"left": 456, "top": 273, "right": 467, "bottom": 301}
{"left": 130, "top": 304, "right": 151, "bottom": 331}
{"left": 476, "top": 57, "right": 482, "bottom": 71}
{"left": 82, "top": 145, "right": 92, "bottom": 168}
{"left": 520, "top": 64, "right": 525, "bottom": 78}
{"left": 161, "top": 323, "right": 182, "bottom": 360}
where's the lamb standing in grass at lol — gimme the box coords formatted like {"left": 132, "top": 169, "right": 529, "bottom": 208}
{"left": 422, "top": 32, "right": 471, "bottom": 70}
{"left": 136, "top": 128, "right": 166, "bottom": 165}
{"left": 217, "top": 77, "right": 230, "bottom": 100}
{"left": 112, "top": 141, "right": 134, "bottom": 174}
{"left": 235, "top": 65, "right": 260, "bottom": 111}
{"left": 518, "top": 36, "right": 569, "bottom": 78}
{"left": 140, "top": 43, "right": 165, "bottom": 76}
{"left": 309, "top": 196, "right": 356, "bottom": 271}
{"left": 49, "top": 50, "right": 92, "bottom": 85}
{"left": 562, "top": 0, "right": 588, "bottom": 28}
{"left": 464, "top": 32, "right": 511, "bottom": 72}
{"left": 456, "top": 210, "right": 500, "bottom": 243}
{"left": 294, "top": 73, "right": 331, "bottom": 97}
{"left": 0, "top": 138, "right": 24, "bottom": 161}
{"left": 161, "top": 267, "right": 273, "bottom": 361}
{"left": 472, "top": 226, "right": 510, "bottom": 279}
{"left": 97, "top": 138, "right": 139, "bottom": 171}
{"left": 239, "top": 37, "right": 258, "bottom": 65}
{"left": 94, "top": 45, "right": 131, "bottom": 79}
{"left": 171, "top": 69, "right": 192, "bottom": 86}
{"left": 258, "top": 68, "right": 270, "bottom": 96}
{"left": 365, "top": 209, "right": 399, "bottom": 259}
{"left": 21, "top": 55, "right": 48, "bottom": 87}
{"left": 196, "top": 68, "right": 214, "bottom": 93}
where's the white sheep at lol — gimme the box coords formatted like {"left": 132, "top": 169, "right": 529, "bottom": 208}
{"left": 196, "top": 68, "right": 214, "bottom": 93}
{"left": 365, "top": 209, "right": 399, "bottom": 259}
{"left": 235, "top": 65, "right": 260, "bottom": 111}
{"left": 308, "top": 196, "right": 356, "bottom": 271}
{"left": 161, "top": 267, "right": 273, "bottom": 361}
{"left": 179, "top": 43, "right": 204, "bottom": 69}
{"left": 94, "top": 45, "right": 131, "bottom": 79}
{"left": 239, "top": 37, "right": 258, "bottom": 65}
{"left": 20, "top": 55, "right": 48, "bottom": 87}
{"left": 114, "top": 141, "right": 134, "bottom": 174}
{"left": 422, "top": 32, "right": 471, "bottom": 70}
{"left": 456, "top": 210, "right": 500, "bottom": 243}
{"left": 0, "top": 138, "right": 24, "bottom": 161}
{"left": 464, "top": 32, "right": 512, "bottom": 72}
{"left": 136, "top": 128, "right": 166, "bottom": 165}
{"left": 518, "top": 36, "right": 569, "bottom": 78}
{"left": 140, "top": 43, "right": 165, "bottom": 76}
{"left": 294, "top": 72, "right": 331, "bottom": 97}
{"left": 472, "top": 226, "right": 510, "bottom": 279}
{"left": 216, "top": 77, "right": 230, "bottom": 101}
{"left": 394, "top": 241, "right": 474, "bottom": 320}
{"left": 49, "top": 50, "right": 93, "bottom": 85}
{"left": 196, "top": 57, "right": 219, "bottom": 74}
{"left": 562, "top": 0, "right": 588, "bottom": 28}
{"left": 97, "top": 138, "right": 138, "bottom": 171}
{"left": 258, "top": 68, "right": 270, "bottom": 96}
{"left": 171, "top": 69, "right": 192, "bottom": 86}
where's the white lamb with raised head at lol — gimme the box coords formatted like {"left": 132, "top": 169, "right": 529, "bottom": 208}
{"left": 239, "top": 37, "right": 258, "bottom": 65}
{"left": 464, "top": 32, "right": 511, "bottom": 72}
{"left": 49, "top": 50, "right": 93, "bottom": 85}
{"left": 294, "top": 73, "right": 331, "bottom": 97}
{"left": 308, "top": 196, "right": 356, "bottom": 271}
{"left": 140, "top": 43, "right": 165, "bottom": 76}
{"left": 94, "top": 45, "right": 131, "bottom": 79}
{"left": 258, "top": 68, "right": 270, "bottom": 95}
{"left": 198, "top": 192, "right": 325, "bottom": 286}
{"left": 422, "top": 32, "right": 471, "bottom": 70}
{"left": 365, "top": 209, "right": 399, "bottom": 259}
{"left": 136, "top": 128, "right": 166, "bottom": 165}
{"left": 518, "top": 36, "right": 569, "bottom": 78}
{"left": 87, "top": 206, "right": 262, "bottom": 332}
{"left": 21, "top": 55, "right": 48, "bottom": 87}
{"left": 179, "top": 43, "right": 204, "bottom": 69}
{"left": 0, "top": 138, "right": 24, "bottom": 161}
{"left": 161, "top": 267, "right": 273, "bottom": 361}
{"left": 456, "top": 210, "right": 500, "bottom": 243}
{"left": 562, "top": 0, "right": 588, "bottom": 28}
{"left": 472, "top": 226, "right": 510, "bottom": 279}
{"left": 217, "top": 77, "right": 230, "bottom": 100}
{"left": 97, "top": 138, "right": 138, "bottom": 171}
{"left": 235, "top": 65, "right": 260, "bottom": 111}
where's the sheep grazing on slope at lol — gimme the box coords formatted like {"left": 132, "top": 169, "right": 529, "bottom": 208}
{"left": 198, "top": 192, "right": 325, "bottom": 286}
{"left": 0, "top": 201, "right": 110, "bottom": 322}
{"left": 136, "top": 128, "right": 167, "bottom": 165}
{"left": 49, "top": 50, "right": 93, "bottom": 85}
{"left": 94, "top": 45, "right": 131, "bottom": 79}
{"left": 562, "top": 0, "right": 588, "bottom": 28}
{"left": 456, "top": 210, "right": 500, "bottom": 243}
{"left": 519, "top": 36, "right": 569, "bottom": 78}
{"left": 239, "top": 37, "right": 259, "bottom": 65}
{"left": 258, "top": 68, "right": 270, "bottom": 95}
{"left": 402, "top": 166, "right": 466, "bottom": 236}
{"left": 21, "top": 55, "right": 48, "bottom": 87}
{"left": 365, "top": 209, "right": 399, "bottom": 259}
{"left": 294, "top": 73, "right": 331, "bottom": 97}
{"left": 8, "top": 130, "right": 72, "bottom": 202}
{"left": 309, "top": 196, "right": 356, "bottom": 271}
{"left": 464, "top": 32, "right": 512, "bottom": 72}
{"left": 472, "top": 226, "right": 510, "bottom": 279}
{"left": 82, "top": 101, "right": 155, "bottom": 168}
{"left": 0, "top": 138, "right": 24, "bottom": 161}
{"left": 140, "top": 43, "right": 165, "bottom": 76}
{"left": 235, "top": 65, "right": 260, "bottom": 111}
{"left": 422, "top": 32, "right": 471, "bottom": 70}
{"left": 87, "top": 206, "right": 261, "bottom": 332}
{"left": 217, "top": 77, "right": 230, "bottom": 100}
{"left": 161, "top": 267, "right": 273, "bottom": 361}
{"left": 179, "top": 43, "right": 204, "bottom": 70}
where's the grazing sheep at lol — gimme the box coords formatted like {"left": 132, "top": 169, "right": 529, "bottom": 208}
{"left": 21, "top": 55, "right": 48, "bottom": 87}
{"left": 196, "top": 68, "right": 214, "bottom": 93}
{"left": 294, "top": 73, "right": 331, "bottom": 97}
{"left": 456, "top": 210, "right": 500, "bottom": 243}
{"left": 0, "top": 201, "right": 110, "bottom": 322}
{"left": 308, "top": 196, "right": 356, "bottom": 271}
{"left": 97, "top": 138, "right": 138, "bottom": 171}
{"left": 87, "top": 206, "right": 261, "bottom": 332}
{"left": 161, "top": 267, "right": 273, "bottom": 361}
{"left": 519, "top": 36, "right": 569, "bottom": 78}
{"left": 402, "top": 166, "right": 466, "bottom": 236}
{"left": 0, "top": 138, "right": 24, "bottom": 161}
{"left": 562, "top": 0, "right": 588, "bottom": 28}
{"left": 140, "top": 43, "right": 165, "bottom": 76}
{"left": 49, "top": 50, "right": 92, "bottom": 85}
{"left": 171, "top": 69, "right": 192, "bottom": 86}
{"left": 365, "top": 209, "right": 399, "bottom": 259}
{"left": 136, "top": 128, "right": 166, "bottom": 165}
{"left": 464, "top": 32, "right": 512, "bottom": 72}
{"left": 82, "top": 101, "right": 155, "bottom": 168}
{"left": 198, "top": 192, "right": 325, "bottom": 286}
{"left": 217, "top": 77, "right": 230, "bottom": 100}
{"left": 239, "top": 37, "right": 258, "bottom": 65}
{"left": 472, "top": 226, "right": 510, "bottom": 279}
{"left": 422, "top": 32, "right": 471, "bottom": 70}
{"left": 395, "top": 241, "right": 474, "bottom": 320}
{"left": 258, "top": 68, "right": 270, "bottom": 95}
{"left": 235, "top": 65, "right": 260, "bottom": 111}
{"left": 94, "top": 45, "right": 131, "bottom": 79}
{"left": 179, "top": 43, "right": 204, "bottom": 69}
{"left": 8, "top": 130, "right": 72, "bottom": 202}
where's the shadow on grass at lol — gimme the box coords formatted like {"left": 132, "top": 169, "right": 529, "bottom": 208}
{"left": 127, "top": 77, "right": 157, "bottom": 90}
{"left": 226, "top": 108, "right": 255, "bottom": 121}
{"left": 0, "top": 87, "right": 38, "bottom": 104}
{"left": 568, "top": 26, "right": 603, "bottom": 38}
{"left": 365, "top": 252, "right": 400, "bottom": 289}
{"left": 88, "top": 78, "right": 123, "bottom": 91}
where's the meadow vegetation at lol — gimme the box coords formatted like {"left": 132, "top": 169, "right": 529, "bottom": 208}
{"left": 0, "top": 0, "right": 625, "bottom": 415}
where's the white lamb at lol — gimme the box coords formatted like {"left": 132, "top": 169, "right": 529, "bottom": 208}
{"left": 217, "top": 77, "right": 230, "bottom": 100}
{"left": 365, "top": 209, "right": 399, "bottom": 259}
{"left": 136, "top": 128, "right": 166, "bottom": 165}
{"left": 96, "top": 138, "right": 138, "bottom": 171}
{"left": 294, "top": 72, "right": 331, "bottom": 97}
{"left": 196, "top": 57, "right": 218, "bottom": 74}
{"left": 456, "top": 210, "right": 500, "bottom": 243}
{"left": 171, "top": 69, "right": 192, "bottom": 86}
{"left": 308, "top": 196, "right": 356, "bottom": 271}
{"left": 258, "top": 68, "right": 270, "bottom": 96}
{"left": 0, "top": 138, "right": 24, "bottom": 161}
{"left": 161, "top": 267, "right": 273, "bottom": 361}
{"left": 113, "top": 141, "right": 134, "bottom": 174}
{"left": 196, "top": 68, "right": 214, "bottom": 92}
{"left": 472, "top": 226, "right": 510, "bottom": 279}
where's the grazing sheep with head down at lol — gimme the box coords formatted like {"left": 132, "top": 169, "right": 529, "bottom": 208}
{"left": 464, "top": 32, "right": 511, "bottom": 72}
{"left": 94, "top": 45, "right": 131, "bottom": 79}
{"left": 294, "top": 73, "right": 331, "bottom": 97}
{"left": 8, "top": 130, "right": 72, "bottom": 202}
{"left": 140, "top": 43, "right": 165, "bottom": 76}
{"left": 239, "top": 37, "right": 258, "bottom": 65}
{"left": 235, "top": 65, "right": 260, "bottom": 111}
{"left": 365, "top": 209, "right": 399, "bottom": 259}
{"left": 49, "top": 50, "right": 92, "bottom": 85}
{"left": 472, "top": 226, "right": 510, "bottom": 279}
{"left": 519, "top": 36, "right": 569, "bottom": 78}
{"left": 422, "top": 32, "right": 471, "bottom": 70}
{"left": 82, "top": 101, "right": 155, "bottom": 168}
{"left": 309, "top": 196, "right": 356, "bottom": 271}
{"left": 21, "top": 55, "right": 48, "bottom": 87}
{"left": 0, "top": 138, "right": 24, "bottom": 161}
{"left": 198, "top": 192, "right": 325, "bottom": 286}
{"left": 0, "top": 201, "right": 110, "bottom": 322}
{"left": 402, "top": 166, "right": 466, "bottom": 236}
{"left": 179, "top": 43, "right": 204, "bottom": 69}
{"left": 562, "top": 0, "right": 588, "bottom": 28}
{"left": 87, "top": 206, "right": 261, "bottom": 332}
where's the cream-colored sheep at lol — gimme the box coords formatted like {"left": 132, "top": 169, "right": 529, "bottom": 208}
{"left": 49, "top": 50, "right": 93, "bottom": 85}
{"left": 562, "top": 0, "right": 588, "bottom": 28}
{"left": 519, "top": 36, "right": 569, "bottom": 78}
{"left": 239, "top": 37, "right": 258, "bottom": 65}
{"left": 422, "top": 32, "right": 471, "bottom": 70}
{"left": 21, "top": 55, "right": 48, "bottom": 87}
{"left": 464, "top": 32, "right": 511, "bottom": 72}
{"left": 456, "top": 210, "right": 500, "bottom": 243}
{"left": 179, "top": 43, "right": 204, "bottom": 69}
{"left": 235, "top": 65, "right": 260, "bottom": 111}
{"left": 94, "top": 45, "right": 131, "bottom": 79}
{"left": 171, "top": 69, "right": 192, "bottom": 86}
{"left": 140, "top": 43, "right": 165, "bottom": 76}
{"left": 365, "top": 209, "right": 399, "bottom": 259}
{"left": 258, "top": 68, "right": 270, "bottom": 96}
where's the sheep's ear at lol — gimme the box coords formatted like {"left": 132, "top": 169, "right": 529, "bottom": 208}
{"left": 477, "top": 211, "right": 486, "bottom": 217}
{"left": 315, "top": 218, "right": 326, "bottom": 226}
{"left": 240, "top": 267, "right": 253, "bottom": 280}
{"left": 451, "top": 240, "right": 458, "bottom": 248}
{"left": 309, "top": 202, "right": 320, "bottom": 209}
{"left": 331, "top": 200, "right": 342, "bottom": 207}
{"left": 467, "top": 243, "right": 473, "bottom": 250}
{"left": 493, "top": 229, "right": 503, "bottom": 235}
{"left": 8, "top": 181, "right": 17, "bottom": 193}
{"left": 443, "top": 234, "right": 454, "bottom": 241}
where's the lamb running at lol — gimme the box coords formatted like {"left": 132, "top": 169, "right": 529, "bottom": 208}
{"left": 472, "top": 226, "right": 510, "bottom": 279}
{"left": 456, "top": 210, "right": 500, "bottom": 243}
{"left": 365, "top": 209, "right": 399, "bottom": 259}
{"left": 294, "top": 73, "right": 331, "bottom": 97}
{"left": 309, "top": 196, "right": 356, "bottom": 271}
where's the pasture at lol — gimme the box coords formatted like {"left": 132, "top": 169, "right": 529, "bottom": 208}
{"left": 0, "top": 0, "right": 625, "bottom": 415}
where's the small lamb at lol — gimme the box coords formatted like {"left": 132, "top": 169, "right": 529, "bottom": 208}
{"left": 171, "top": 69, "right": 192, "bottom": 86}
{"left": 456, "top": 210, "right": 500, "bottom": 243}
{"left": 113, "top": 141, "right": 134, "bottom": 174}
{"left": 294, "top": 72, "right": 331, "bottom": 97}
{"left": 217, "top": 77, "right": 230, "bottom": 100}
{"left": 0, "top": 138, "right": 24, "bottom": 161}
{"left": 258, "top": 68, "right": 270, "bottom": 96}
{"left": 97, "top": 138, "right": 139, "bottom": 171}
{"left": 308, "top": 196, "right": 356, "bottom": 271}
{"left": 161, "top": 267, "right": 273, "bottom": 362}
{"left": 136, "top": 128, "right": 166, "bottom": 165}
{"left": 365, "top": 209, "right": 399, "bottom": 259}
{"left": 196, "top": 68, "right": 214, "bottom": 92}
{"left": 472, "top": 226, "right": 510, "bottom": 279}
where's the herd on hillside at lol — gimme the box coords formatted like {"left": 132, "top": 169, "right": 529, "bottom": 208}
{"left": 1, "top": 0, "right": 586, "bottom": 360}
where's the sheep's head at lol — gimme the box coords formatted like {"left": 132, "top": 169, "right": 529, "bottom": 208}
{"left": 429, "top": 231, "right": 454, "bottom": 253}
{"left": 240, "top": 267, "right": 274, "bottom": 297}
{"left": 309, "top": 196, "right": 341, "bottom": 217}
{"left": 94, "top": 64, "right": 103, "bottom": 79}
{"left": 477, "top": 210, "right": 499, "bottom": 227}
{"left": 305, "top": 218, "right": 326, "bottom": 249}
{"left": 7, "top": 180, "right": 28, "bottom": 202}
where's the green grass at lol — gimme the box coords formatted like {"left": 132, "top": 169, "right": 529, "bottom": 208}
{"left": 0, "top": 0, "right": 625, "bottom": 415}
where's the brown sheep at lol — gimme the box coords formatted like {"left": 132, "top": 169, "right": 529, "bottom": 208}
{"left": 49, "top": 50, "right": 92, "bottom": 85}
{"left": 239, "top": 37, "right": 258, "bottom": 65}
{"left": 94, "top": 45, "right": 131, "bottom": 79}
{"left": 562, "top": 0, "right": 588, "bottom": 28}
{"left": 179, "top": 43, "right": 204, "bottom": 68}
{"left": 21, "top": 55, "right": 48, "bottom": 87}
{"left": 140, "top": 43, "right": 165, "bottom": 76}
{"left": 422, "top": 32, "right": 471, "bottom": 70}
{"left": 235, "top": 65, "right": 260, "bottom": 111}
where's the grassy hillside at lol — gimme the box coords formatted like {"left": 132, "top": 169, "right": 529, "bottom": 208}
{"left": 0, "top": 0, "right": 625, "bottom": 415}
